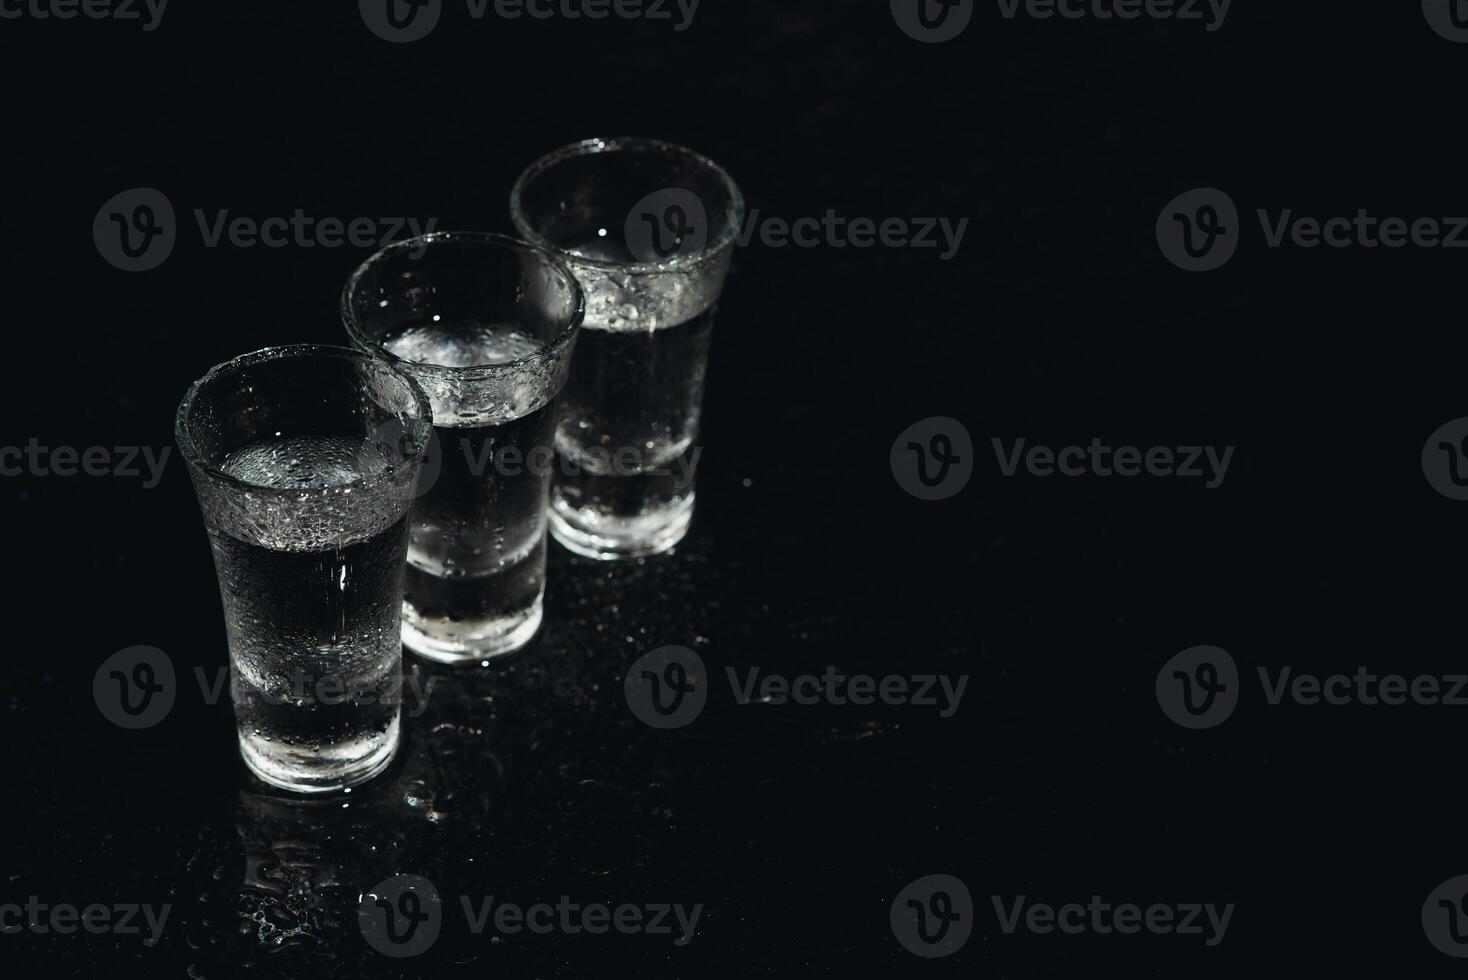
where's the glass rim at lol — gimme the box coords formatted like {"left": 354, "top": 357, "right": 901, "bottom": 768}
{"left": 340, "top": 230, "right": 586, "bottom": 381}
{"left": 509, "top": 136, "right": 746, "bottom": 275}
{"left": 174, "top": 343, "right": 434, "bottom": 499}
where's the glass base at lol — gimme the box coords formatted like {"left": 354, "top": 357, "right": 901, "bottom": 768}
{"left": 238, "top": 713, "right": 400, "bottom": 794}
{"left": 549, "top": 492, "right": 694, "bottom": 560}
{"left": 401, "top": 594, "right": 544, "bottom": 664}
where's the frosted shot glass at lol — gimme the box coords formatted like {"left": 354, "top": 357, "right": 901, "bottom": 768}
{"left": 342, "top": 232, "right": 584, "bottom": 663}
{"left": 175, "top": 345, "right": 432, "bottom": 793}
{"left": 511, "top": 137, "right": 744, "bottom": 559}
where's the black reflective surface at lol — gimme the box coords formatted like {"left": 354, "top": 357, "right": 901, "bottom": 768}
{"left": 3, "top": 3, "right": 1465, "bottom": 977}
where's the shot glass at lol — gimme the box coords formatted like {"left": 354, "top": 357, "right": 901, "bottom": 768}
{"left": 510, "top": 137, "right": 744, "bottom": 559}
{"left": 175, "top": 345, "right": 432, "bottom": 793}
{"left": 342, "top": 232, "right": 584, "bottom": 663}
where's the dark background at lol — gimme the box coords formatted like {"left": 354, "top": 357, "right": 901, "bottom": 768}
{"left": 2, "top": 1, "right": 1466, "bottom": 976}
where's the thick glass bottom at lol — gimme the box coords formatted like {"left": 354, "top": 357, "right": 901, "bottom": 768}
{"left": 238, "top": 713, "right": 399, "bottom": 794}
{"left": 549, "top": 491, "right": 694, "bottom": 560}
{"left": 401, "top": 592, "right": 545, "bottom": 663}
